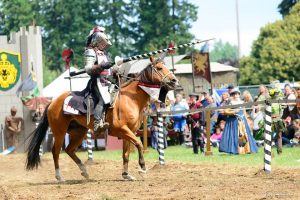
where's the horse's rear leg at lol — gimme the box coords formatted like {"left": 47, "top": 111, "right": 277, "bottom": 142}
{"left": 52, "top": 135, "right": 65, "bottom": 182}
{"left": 65, "top": 127, "right": 89, "bottom": 179}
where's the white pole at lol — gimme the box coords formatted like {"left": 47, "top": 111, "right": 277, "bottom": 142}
{"left": 264, "top": 102, "right": 272, "bottom": 173}
{"left": 235, "top": 0, "right": 241, "bottom": 59}
{"left": 157, "top": 112, "right": 165, "bottom": 165}
{"left": 87, "top": 130, "right": 93, "bottom": 161}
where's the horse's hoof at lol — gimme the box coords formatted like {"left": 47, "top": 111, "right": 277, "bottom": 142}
{"left": 81, "top": 172, "right": 89, "bottom": 179}
{"left": 56, "top": 176, "right": 65, "bottom": 183}
{"left": 122, "top": 174, "right": 136, "bottom": 181}
{"left": 138, "top": 169, "right": 147, "bottom": 174}
{"left": 138, "top": 169, "right": 147, "bottom": 178}
{"left": 85, "top": 159, "right": 94, "bottom": 165}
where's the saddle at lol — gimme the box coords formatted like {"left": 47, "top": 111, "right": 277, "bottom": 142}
{"left": 63, "top": 79, "right": 118, "bottom": 116}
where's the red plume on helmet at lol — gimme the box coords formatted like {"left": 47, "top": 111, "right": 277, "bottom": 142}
{"left": 62, "top": 48, "right": 74, "bottom": 70}
{"left": 91, "top": 26, "right": 105, "bottom": 34}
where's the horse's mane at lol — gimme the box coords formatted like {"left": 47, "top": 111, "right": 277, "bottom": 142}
{"left": 121, "top": 78, "right": 137, "bottom": 88}
{"left": 120, "top": 57, "right": 165, "bottom": 88}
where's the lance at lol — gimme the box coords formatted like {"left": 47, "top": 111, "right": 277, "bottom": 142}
{"left": 70, "top": 38, "right": 214, "bottom": 77}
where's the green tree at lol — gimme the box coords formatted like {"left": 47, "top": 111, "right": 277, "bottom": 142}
{"left": 278, "top": 0, "right": 299, "bottom": 17}
{"left": 134, "top": 0, "right": 197, "bottom": 54}
{"left": 239, "top": 2, "right": 300, "bottom": 85}
{"left": 0, "top": 0, "right": 42, "bottom": 35}
{"left": 0, "top": 0, "right": 199, "bottom": 86}
{"left": 100, "top": 0, "right": 136, "bottom": 57}
{"left": 210, "top": 40, "right": 238, "bottom": 64}
{"left": 41, "top": 0, "right": 99, "bottom": 72}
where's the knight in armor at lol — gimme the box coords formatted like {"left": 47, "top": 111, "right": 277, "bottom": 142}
{"left": 84, "top": 26, "right": 114, "bottom": 132}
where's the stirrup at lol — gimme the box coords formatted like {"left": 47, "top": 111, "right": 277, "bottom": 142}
{"left": 94, "top": 119, "right": 109, "bottom": 132}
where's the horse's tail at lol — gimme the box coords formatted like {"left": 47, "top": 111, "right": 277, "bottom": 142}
{"left": 26, "top": 104, "right": 50, "bottom": 170}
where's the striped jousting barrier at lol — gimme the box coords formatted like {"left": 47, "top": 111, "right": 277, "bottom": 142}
{"left": 157, "top": 112, "right": 165, "bottom": 165}
{"left": 69, "top": 38, "right": 214, "bottom": 77}
{"left": 87, "top": 130, "right": 93, "bottom": 161}
{"left": 264, "top": 102, "right": 272, "bottom": 173}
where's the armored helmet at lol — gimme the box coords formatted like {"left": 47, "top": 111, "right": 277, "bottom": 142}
{"left": 88, "top": 26, "right": 112, "bottom": 50}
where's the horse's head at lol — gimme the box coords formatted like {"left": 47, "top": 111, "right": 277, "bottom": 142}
{"left": 141, "top": 57, "right": 178, "bottom": 90}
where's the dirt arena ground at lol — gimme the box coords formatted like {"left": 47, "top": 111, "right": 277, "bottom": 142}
{"left": 0, "top": 153, "right": 299, "bottom": 200}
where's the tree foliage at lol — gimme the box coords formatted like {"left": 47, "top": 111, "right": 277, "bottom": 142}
{"left": 0, "top": 0, "right": 198, "bottom": 85}
{"left": 0, "top": 0, "right": 42, "bottom": 35}
{"left": 134, "top": 0, "right": 198, "bottom": 54}
{"left": 210, "top": 40, "right": 238, "bottom": 65}
{"left": 239, "top": 2, "right": 300, "bottom": 85}
{"left": 278, "top": 0, "right": 299, "bottom": 17}
{"left": 41, "top": 0, "right": 99, "bottom": 71}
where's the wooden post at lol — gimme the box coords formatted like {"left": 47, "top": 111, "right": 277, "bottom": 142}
{"left": 205, "top": 110, "right": 213, "bottom": 156}
{"left": 143, "top": 115, "right": 148, "bottom": 153}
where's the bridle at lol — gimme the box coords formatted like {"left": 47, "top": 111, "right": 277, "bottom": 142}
{"left": 139, "top": 61, "right": 174, "bottom": 88}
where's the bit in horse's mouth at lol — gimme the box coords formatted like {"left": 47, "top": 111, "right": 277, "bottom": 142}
{"left": 166, "top": 82, "right": 176, "bottom": 90}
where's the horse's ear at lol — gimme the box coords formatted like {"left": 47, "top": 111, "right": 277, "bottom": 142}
{"left": 150, "top": 56, "right": 154, "bottom": 63}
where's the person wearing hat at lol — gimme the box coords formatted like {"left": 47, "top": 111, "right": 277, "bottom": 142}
{"left": 200, "top": 90, "right": 209, "bottom": 107}
{"left": 219, "top": 88, "right": 258, "bottom": 154}
{"left": 187, "top": 93, "right": 204, "bottom": 154}
{"left": 171, "top": 93, "right": 189, "bottom": 145}
{"left": 269, "top": 87, "right": 285, "bottom": 154}
{"left": 227, "top": 84, "right": 234, "bottom": 95}
{"left": 4, "top": 106, "right": 24, "bottom": 150}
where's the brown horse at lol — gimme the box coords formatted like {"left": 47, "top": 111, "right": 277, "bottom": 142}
{"left": 26, "top": 57, "right": 177, "bottom": 181}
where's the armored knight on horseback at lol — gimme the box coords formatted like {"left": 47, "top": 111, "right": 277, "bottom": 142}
{"left": 84, "top": 26, "right": 114, "bottom": 132}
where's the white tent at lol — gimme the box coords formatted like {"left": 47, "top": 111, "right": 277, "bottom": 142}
{"left": 43, "top": 67, "right": 90, "bottom": 99}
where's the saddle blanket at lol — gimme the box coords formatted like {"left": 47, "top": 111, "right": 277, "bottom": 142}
{"left": 63, "top": 91, "right": 118, "bottom": 115}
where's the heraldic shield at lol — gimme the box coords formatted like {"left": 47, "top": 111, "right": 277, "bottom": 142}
{"left": 0, "top": 51, "right": 21, "bottom": 91}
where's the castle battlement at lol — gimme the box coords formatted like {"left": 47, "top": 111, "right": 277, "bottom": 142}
{"left": 0, "top": 26, "right": 41, "bottom": 45}
{"left": 0, "top": 25, "right": 43, "bottom": 152}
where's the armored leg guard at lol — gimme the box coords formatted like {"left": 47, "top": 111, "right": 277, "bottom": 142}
{"left": 94, "top": 102, "right": 109, "bottom": 133}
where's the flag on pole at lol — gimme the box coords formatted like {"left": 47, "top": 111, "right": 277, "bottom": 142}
{"left": 191, "top": 42, "right": 212, "bottom": 83}
{"left": 16, "top": 72, "right": 37, "bottom": 96}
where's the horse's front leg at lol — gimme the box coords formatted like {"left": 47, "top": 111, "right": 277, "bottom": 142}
{"left": 122, "top": 140, "right": 136, "bottom": 181}
{"left": 120, "top": 126, "right": 147, "bottom": 180}
{"left": 136, "top": 140, "right": 146, "bottom": 173}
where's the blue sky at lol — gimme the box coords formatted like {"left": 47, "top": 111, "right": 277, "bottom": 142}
{"left": 190, "top": 0, "right": 282, "bottom": 56}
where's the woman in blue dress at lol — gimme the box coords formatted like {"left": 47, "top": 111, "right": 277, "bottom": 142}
{"left": 219, "top": 89, "right": 258, "bottom": 154}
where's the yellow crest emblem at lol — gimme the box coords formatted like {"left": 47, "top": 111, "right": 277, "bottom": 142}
{"left": 0, "top": 51, "right": 21, "bottom": 91}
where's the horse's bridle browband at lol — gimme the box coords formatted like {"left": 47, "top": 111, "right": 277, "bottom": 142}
{"left": 138, "top": 61, "right": 173, "bottom": 88}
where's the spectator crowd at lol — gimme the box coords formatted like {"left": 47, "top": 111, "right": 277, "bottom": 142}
{"left": 146, "top": 82, "right": 300, "bottom": 155}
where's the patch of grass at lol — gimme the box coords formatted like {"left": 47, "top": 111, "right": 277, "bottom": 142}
{"left": 44, "top": 146, "right": 300, "bottom": 168}
{"left": 91, "top": 146, "right": 300, "bottom": 168}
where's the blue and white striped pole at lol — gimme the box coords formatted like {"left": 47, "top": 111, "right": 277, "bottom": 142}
{"left": 264, "top": 102, "right": 272, "bottom": 173}
{"left": 87, "top": 130, "right": 93, "bottom": 161}
{"left": 157, "top": 112, "right": 165, "bottom": 165}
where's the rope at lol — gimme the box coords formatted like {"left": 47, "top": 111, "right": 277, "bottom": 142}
{"left": 145, "top": 99, "right": 300, "bottom": 117}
